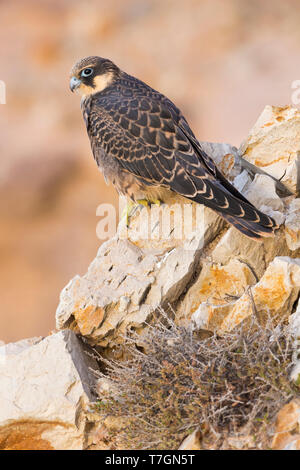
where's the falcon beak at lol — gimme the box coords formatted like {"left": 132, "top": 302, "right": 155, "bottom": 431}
{"left": 70, "top": 76, "right": 82, "bottom": 92}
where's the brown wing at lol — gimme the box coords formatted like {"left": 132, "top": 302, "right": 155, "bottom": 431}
{"left": 85, "top": 74, "right": 278, "bottom": 238}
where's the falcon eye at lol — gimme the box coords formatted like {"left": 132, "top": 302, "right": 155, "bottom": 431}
{"left": 81, "top": 68, "right": 93, "bottom": 78}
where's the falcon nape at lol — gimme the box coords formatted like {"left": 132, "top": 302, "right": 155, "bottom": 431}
{"left": 70, "top": 56, "right": 278, "bottom": 240}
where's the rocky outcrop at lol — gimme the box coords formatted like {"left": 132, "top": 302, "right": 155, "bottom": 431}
{"left": 192, "top": 257, "right": 300, "bottom": 333}
{"left": 56, "top": 105, "right": 300, "bottom": 352}
{"left": 0, "top": 331, "right": 98, "bottom": 450}
{"left": 1, "top": 105, "right": 300, "bottom": 450}
{"left": 240, "top": 105, "right": 300, "bottom": 194}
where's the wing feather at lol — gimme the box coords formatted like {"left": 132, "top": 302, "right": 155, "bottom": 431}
{"left": 85, "top": 75, "right": 278, "bottom": 236}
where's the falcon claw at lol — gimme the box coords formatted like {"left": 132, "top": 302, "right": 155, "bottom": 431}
{"left": 150, "top": 199, "right": 162, "bottom": 207}
{"left": 137, "top": 199, "right": 151, "bottom": 208}
{"left": 137, "top": 198, "right": 162, "bottom": 207}
{"left": 121, "top": 200, "right": 140, "bottom": 227}
{"left": 121, "top": 199, "right": 162, "bottom": 227}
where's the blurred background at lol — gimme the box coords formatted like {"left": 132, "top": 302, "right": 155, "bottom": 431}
{"left": 1, "top": 0, "right": 300, "bottom": 343}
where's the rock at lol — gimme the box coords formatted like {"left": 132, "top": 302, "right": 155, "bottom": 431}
{"left": 234, "top": 169, "right": 287, "bottom": 226}
{"left": 220, "top": 257, "right": 300, "bottom": 333}
{"left": 233, "top": 169, "right": 252, "bottom": 194}
{"left": 289, "top": 299, "right": 300, "bottom": 385}
{"left": 56, "top": 202, "right": 225, "bottom": 349}
{"left": 56, "top": 237, "right": 157, "bottom": 347}
{"left": 283, "top": 152, "right": 300, "bottom": 195}
{"left": 210, "top": 226, "right": 292, "bottom": 279}
{"left": 190, "top": 256, "right": 300, "bottom": 332}
{"left": 226, "top": 435, "right": 256, "bottom": 450}
{"left": 0, "top": 330, "right": 98, "bottom": 450}
{"left": 118, "top": 195, "right": 224, "bottom": 256}
{"left": 240, "top": 105, "right": 300, "bottom": 194}
{"left": 178, "top": 428, "right": 202, "bottom": 450}
{"left": 200, "top": 141, "right": 241, "bottom": 180}
{"left": 180, "top": 168, "right": 296, "bottom": 332}
{"left": 191, "top": 301, "right": 233, "bottom": 332}
{"left": 244, "top": 174, "right": 284, "bottom": 212}
{"left": 285, "top": 199, "right": 300, "bottom": 251}
{"left": 289, "top": 298, "right": 300, "bottom": 339}
{"left": 283, "top": 439, "right": 300, "bottom": 450}
{"left": 4, "top": 103, "right": 300, "bottom": 450}
{"left": 177, "top": 259, "right": 256, "bottom": 327}
{"left": 259, "top": 205, "right": 286, "bottom": 227}
{"left": 271, "top": 400, "right": 300, "bottom": 450}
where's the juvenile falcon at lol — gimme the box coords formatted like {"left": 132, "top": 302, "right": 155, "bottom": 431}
{"left": 70, "top": 56, "right": 278, "bottom": 240}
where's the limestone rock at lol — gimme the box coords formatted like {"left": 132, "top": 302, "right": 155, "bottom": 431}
{"left": 220, "top": 257, "right": 300, "bottom": 333}
{"left": 177, "top": 259, "right": 256, "bottom": 327}
{"left": 180, "top": 164, "right": 296, "bottom": 331}
{"left": 226, "top": 435, "right": 256, "bottom": 450}
{"left": 289, "top": 298, "right": 300, "bottom": 339}
{"left": 289, "top": 298, "right": 300, "bottom": 385}
{"left": 271, "top": 400, "right": 300, "bottom": 450}
{"left": 259, "top": 205, "right": 286, "bottom": 227}
{"left": 189, "top": 256, "right": 300, "bottom": 332}
{"left": 178, "top": 428, "right": 202, "bottom": 450}
{"left": 245, "top": 174, "right": 284, "bottom": 212}
{"left": 56, "top": 202, "right": 224, "bottom": 348}
{"left": 240, "top": 105, "right": 300, "bottom": 193}
{"left": 0, "top": 330, "right": 98, "bottom": 450}
{"left": 233, "top": 169, "right": 252, "bottom": 194}
{"left": 190, "top": 256, "right": 300, "bottom": 332}
{"left": 118, "top": 196, "right": 223, "bottom": 256}
{"left": 200, "top": 141, "right": 241, "bottom": 180}
{"left": 5, "top": 105, "right": 300, "bottom": 450}
{"left": 285, "top": 199, "right": 300, "bottom": 251}
{"left": 210, "top": 226, "right": 291, "bottom": 279}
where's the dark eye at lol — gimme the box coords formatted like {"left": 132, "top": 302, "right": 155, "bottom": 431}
{"left": 81, "top": 68, "right": 93, "bottom": 78}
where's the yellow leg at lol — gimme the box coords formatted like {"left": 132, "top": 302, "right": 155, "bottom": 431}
{"left": 150, "top": 199, "right": 161, "bottom": 207}
{"left": 121, "top": 199, "right": 162, "bottom": 227}
{"left": 137, "top": 199, "right": 151, "bottom": 208}
{"left": 137, "top": 198, "right": 162, "bottom": 207}
{"left": 121, "top": 200, "right": 137, "bottom": 227}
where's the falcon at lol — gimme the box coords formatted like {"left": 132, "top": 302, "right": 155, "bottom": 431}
{"left": 70, "top": 56, "right": 278, "bottom": 240}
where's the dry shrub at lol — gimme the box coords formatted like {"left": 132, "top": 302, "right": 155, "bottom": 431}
{"left": 96, "top": 312, "right": 299, "bottom": 450}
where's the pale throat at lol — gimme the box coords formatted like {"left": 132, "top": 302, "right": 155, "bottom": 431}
{"left": 77, "top": 72, "right": 114, "bottom": 97}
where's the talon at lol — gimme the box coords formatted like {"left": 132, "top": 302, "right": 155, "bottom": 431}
{"left": 121, "top": 198, "right": 162, "bottom": 228}
{"left": 150, "top": 199, "right": 162, "bottom": 207}
{"left": 121, "top": 200, "right": 137, "bottom": 227}
{"left": 137, "top": 199, "right": 150, "bottom": 208}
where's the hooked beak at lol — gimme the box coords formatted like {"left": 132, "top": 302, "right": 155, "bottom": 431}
{"left": 69, "top": 76, "right": 81, "bottom": 93}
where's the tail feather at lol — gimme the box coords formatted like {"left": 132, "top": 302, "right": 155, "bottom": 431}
{"left": 218, "top": 211, "right": 277, "bottom": 240}
{"left": 188, "top": 172, "right": 279, "bottom": 241}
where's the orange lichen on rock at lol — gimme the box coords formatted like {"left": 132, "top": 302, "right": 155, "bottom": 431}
{"left": 254, "top": 155, "right": 290, "bottom": 168}
{"left": 218, "top": 153, "right": 235, "bottom": 177}
{"left": 74, "top": 304, "right": 105, "bottom": 336}
{"left": 0, "top": 421, "right": 56, "bottom": 450}
{"left": 220, "top": 257, "right": 300, "bottom": 332}
{"left": 177, "top": 259, "right": 256, "bottom": 328}
{"left": 196, "top": 263, "right": 254, "bottom": 307}
{"left": 254, "top": 272, "right": 288, "bottom": 311}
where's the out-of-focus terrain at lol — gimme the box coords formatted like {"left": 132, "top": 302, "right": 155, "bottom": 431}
{"left": 1, "top": 0, "right": 300, "bottom": 342}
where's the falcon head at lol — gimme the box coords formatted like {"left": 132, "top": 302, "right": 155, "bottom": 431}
{"left": 69, "top": 56, "right": 120, "bottom": 97}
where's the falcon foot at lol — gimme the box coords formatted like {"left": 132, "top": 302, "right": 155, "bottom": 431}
{"left": 121, "top": 199, "right": 162, "bottom": 227}
{"left": 137, "top": 198, "right": 162, "bottom": 207}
